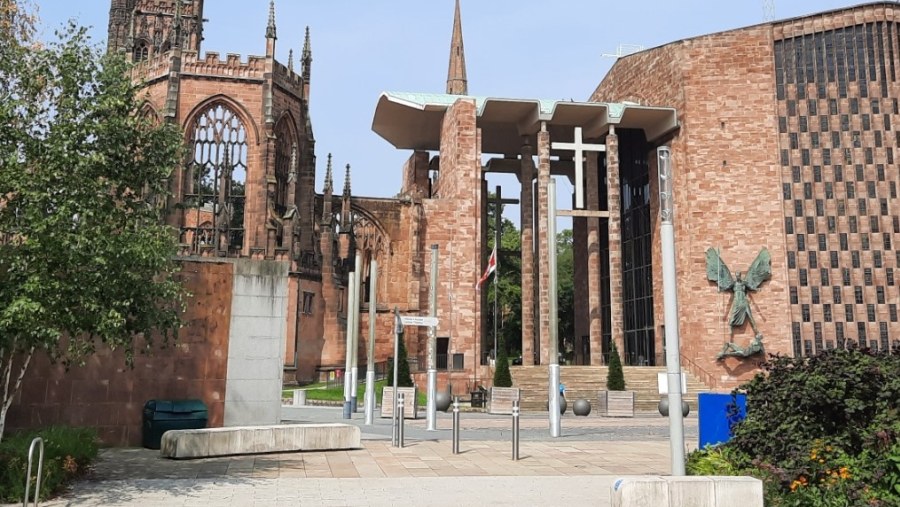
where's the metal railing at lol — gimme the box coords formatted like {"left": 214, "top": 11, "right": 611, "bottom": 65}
{"left": 23, "top": 437, "right": 44, "bottom": 507}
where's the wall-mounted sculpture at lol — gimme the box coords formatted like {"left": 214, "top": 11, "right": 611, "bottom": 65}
{"left": 706, "top": 248, "right": 771, "bottom": 360}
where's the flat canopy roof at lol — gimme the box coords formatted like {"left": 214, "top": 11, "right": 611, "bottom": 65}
{"left": 372, "top": 92, "right": 678, "bottom": 155}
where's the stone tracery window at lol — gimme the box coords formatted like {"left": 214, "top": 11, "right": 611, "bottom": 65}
{"left": 274, "top": 119, "right": 295, "bottom": 216}
{"left": 182, "top": 103, "right": 248, "bottom": 255}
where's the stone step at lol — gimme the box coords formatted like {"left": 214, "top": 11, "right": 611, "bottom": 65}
{"left": 510, "top": 366, "right": 708, "bottom": 413}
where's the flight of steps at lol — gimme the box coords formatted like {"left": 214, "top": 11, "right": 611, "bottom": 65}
{"left": 510, "top": 366, "right": 709, "bottom": 412}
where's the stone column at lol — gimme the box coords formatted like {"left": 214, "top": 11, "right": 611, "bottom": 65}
{"left": 537, "top": 124, "right": 552, "bottom": 365}
{"left": 519, "top": 140, "right": 535, "bottom": 366}
{"left": 607, "top": 128, "right": 625, "bottom": 357}
{"left": 586, "top": 149, "right": 602, "bottom": 365}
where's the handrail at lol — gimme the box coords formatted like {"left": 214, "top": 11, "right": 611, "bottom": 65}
{"left": 680, "top": 355, "right": 717, "bottom": 390}
{"left": 23, "top": 436, "right": 44, "bottom": 507}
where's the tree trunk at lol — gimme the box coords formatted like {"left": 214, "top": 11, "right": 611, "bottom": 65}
{"left": 0, "top": 344, "right": 35, "bottom": 442}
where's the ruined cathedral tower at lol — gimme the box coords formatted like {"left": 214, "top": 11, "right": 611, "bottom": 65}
{"left": 108, "top": 0, "right": 317, "bottom": 261}
{"left": 109, "top": 1, "right": 326, "bottom": 376}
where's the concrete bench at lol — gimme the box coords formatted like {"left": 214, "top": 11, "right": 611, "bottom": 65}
{"left": 160, "top": 423, "right": 361, "bottom": 459}
{"left": 611, "top": 476, "right": 763, "bottom": 507}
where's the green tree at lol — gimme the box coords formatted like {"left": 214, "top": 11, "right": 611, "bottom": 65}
{"left": 606, "top": 341, "right": 626, "bottom": 391}
{"left": 0, "top": 16, "right": 186, "bottom": 441}
{"left": 493, "top": 335, "right": 512, "bottom": 387}
{"left": 485, "top": 194, "right": 522, "bottom": 359}
{"left": 386, "top": 333, "right": 413, "bottom": 387}
{"left": 556, "top": 229, "right": 574, "bottom": 361}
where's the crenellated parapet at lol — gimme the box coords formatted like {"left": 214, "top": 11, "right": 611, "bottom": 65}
{"left": 180, "top": 51, "right": 268, "bottom": 80}
{"left": 130, "top": 53, "right": 171, "bottom": 83}
{"left": 273, "top": 61, "right": 305, "bottom": 98}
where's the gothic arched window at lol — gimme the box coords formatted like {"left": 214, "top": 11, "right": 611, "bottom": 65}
{"left": 133, "top": 40, "right": 149, "bottom": 62}
{"left": 274, "top": 119, "right": 296, "bottom": 216}
{"left": 183, "top": 103, "right": 248, "bottom": 255}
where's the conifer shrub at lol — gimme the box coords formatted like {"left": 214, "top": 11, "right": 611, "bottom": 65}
{"left": 606, "top": 341, "right": 626, "bottom": 391}
{"left": 493, "top": 336, "right": 513, "bottom": 388}
{"left": 386, "top": 332, "right": 414, "bottom": 388}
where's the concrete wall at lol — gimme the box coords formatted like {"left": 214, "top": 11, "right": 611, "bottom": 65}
{"left": 224, "top": 259, "right": 289, "bottom": 426}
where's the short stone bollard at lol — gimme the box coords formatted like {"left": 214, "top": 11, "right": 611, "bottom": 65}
{"left": 293, "top": 389, "right": 307, "bottom": 406}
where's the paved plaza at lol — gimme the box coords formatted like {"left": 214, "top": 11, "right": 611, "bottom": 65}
{"left": 32, "top": 407, "right": 699, "bottom": 506}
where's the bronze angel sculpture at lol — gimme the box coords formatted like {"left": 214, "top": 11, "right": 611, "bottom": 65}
{"left": 706, "top": 248, "right": 771, "bottom": 360}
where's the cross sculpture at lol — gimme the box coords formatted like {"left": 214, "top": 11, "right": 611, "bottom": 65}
{"left": 551, "top": 127, "right": 606, "bottom": 209}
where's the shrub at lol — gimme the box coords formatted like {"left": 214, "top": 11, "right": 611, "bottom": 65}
{"left": 386, "top": 332, "right": 413, "bottom": 387}
{"left": 606, "top": 341, "right": 626, "bottom": 391}
{"left": 0, "top": 427, "right": 98, "bottom": 502}
{"left": 686, "top": 347, "right": 900, "bottom": 506}
{"left": 493, "top": 335, "right": 513, "bottom": 388}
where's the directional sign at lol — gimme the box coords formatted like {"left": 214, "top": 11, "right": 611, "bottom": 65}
{"left": 400, "top": 316, "right": 439, "bottom": 327}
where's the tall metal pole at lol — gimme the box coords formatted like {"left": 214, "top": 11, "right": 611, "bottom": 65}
{"left": 343, "top": 271, "right": 356, "bottom": 419}
{"left": 548, "top": 178, "right": 561, "bottom": 437}
{"left": 658, "top": 146, "right": 686, "bottom": 475}
{"left": 391, "top": 307, "right": 401, "bottom": 446}
{"left": 365, "top": 260, "right": 378, "bottom": 425}
{"left": 494, "top": 186, "right": 502, "bottom": 366}
{"left": 351, "top": 251, "right": 363, "bottom": 413}
{"left": 426, "top": 245, "right": 439, "bottom": 430}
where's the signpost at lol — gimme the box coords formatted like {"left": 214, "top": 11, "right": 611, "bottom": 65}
{"left": 391, "top": 310, "right": 441, "bottom": 446}
{"left": 400, "top": 316, "right": 439, "bottom": 327}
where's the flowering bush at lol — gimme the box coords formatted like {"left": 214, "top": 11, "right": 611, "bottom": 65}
{"left": 687, "top": 347, "right": 900, "bottom": 506}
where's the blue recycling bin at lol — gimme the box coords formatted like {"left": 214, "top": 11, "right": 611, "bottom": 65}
{"left": 698, "top": 393, "right": 747, "bottom": 448}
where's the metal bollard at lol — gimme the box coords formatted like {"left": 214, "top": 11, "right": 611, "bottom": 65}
{"left": 398, "top": 393, "right": 406, "bottom": 448}
{"left": 452, "top": 396, "right": 460, "bottom": 454}
{"left": 512, "top": 400, "right": 520, "bottom": 461}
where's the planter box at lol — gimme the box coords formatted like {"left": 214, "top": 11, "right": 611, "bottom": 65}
{"left": 598, "top": 390, "right": 635, "bottom": 418}
{"left": 380, "top": 386, "right": 418, "bottom": 419}
{"left": 489, "top": 387, "right": 520, "bottom": 415}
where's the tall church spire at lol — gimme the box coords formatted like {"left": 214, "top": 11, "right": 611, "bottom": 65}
{"left": 446, "top": 0, "right": 468, "bottom": 95}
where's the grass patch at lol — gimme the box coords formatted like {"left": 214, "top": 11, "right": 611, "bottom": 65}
{"left": 0, "top": 426, "right": 99, "bottom": 503}
{"left": 285, "top": 380, "right": 427, "bottom": 406}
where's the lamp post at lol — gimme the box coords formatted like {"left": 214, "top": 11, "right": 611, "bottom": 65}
{"left": 658, "top": 146, "right": 686, "bottom": 475}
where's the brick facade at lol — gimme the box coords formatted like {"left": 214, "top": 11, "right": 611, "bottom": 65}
{"left": 590, "top": 3, "right": 900, "bottom": 388}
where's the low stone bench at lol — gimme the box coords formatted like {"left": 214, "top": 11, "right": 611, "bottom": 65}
{"left": 611, "top": 476, "right": 763, "bottom": 507}
{"left": 160, "top": 423, "right": 361, "bottom": 459}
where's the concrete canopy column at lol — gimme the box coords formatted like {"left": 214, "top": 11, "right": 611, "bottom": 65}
{"left": 586, "top": 149, "right": 602, "bottom": 365}
{"left": 537, "top": 124, "right": 551, "bottom": 365}
{"left": 606, "top": 128, "right": 625, "bottom": 357}
{"left": 519, "top": 140, "right": 535, "bottom": 366}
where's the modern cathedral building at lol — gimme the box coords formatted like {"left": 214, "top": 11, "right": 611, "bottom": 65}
{"left": 375, "top": 1, "right": 900, "bottom": 390}
{"left": 592, "top": 2, "right": 900, "bottom": 386}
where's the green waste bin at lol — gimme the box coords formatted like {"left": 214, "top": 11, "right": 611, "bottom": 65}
{"left": 142, "top": 399, "right": 208, "bottom": 450}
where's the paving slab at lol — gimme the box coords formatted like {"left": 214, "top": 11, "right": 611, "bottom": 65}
{"left": 17, "top": 406, "right": 700, "bottom": 507}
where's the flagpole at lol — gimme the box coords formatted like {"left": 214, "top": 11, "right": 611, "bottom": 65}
{"left": 493, "top": 186, "right": 502, "bottom": 371}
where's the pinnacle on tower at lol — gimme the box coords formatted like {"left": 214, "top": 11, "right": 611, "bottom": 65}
{"left": 446, "top": 0, "right": 468, "bottom": 95}
{"left": 324, "top": 153, "right": 333, "bottom": 194}
{"left": 266, "top": 0, "right": 277, "bottom": 39}
{"left": 287, "top": 48, "right": 294, "bottom": 73}
{"left": 342, "top": 164, "right": 352, "bottom": 198}
{"left": 302, "top": 27, "right": 312, "bottom": 76}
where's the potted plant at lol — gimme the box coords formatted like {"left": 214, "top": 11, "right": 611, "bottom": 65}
{"left": 598, "top": 341, "right": 634, "bottom": 417}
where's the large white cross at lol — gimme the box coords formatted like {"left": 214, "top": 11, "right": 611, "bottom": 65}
{"left": 551, "top": 127, "right": 606, "bottom": 209}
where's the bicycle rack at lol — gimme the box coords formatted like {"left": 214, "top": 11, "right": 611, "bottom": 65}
{"left": 23, "top": 436, "right": 44, "bottom": 507}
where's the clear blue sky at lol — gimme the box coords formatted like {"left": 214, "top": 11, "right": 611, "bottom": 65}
{"left": 37, "top": 0, "right": 859, "bottom": 213}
